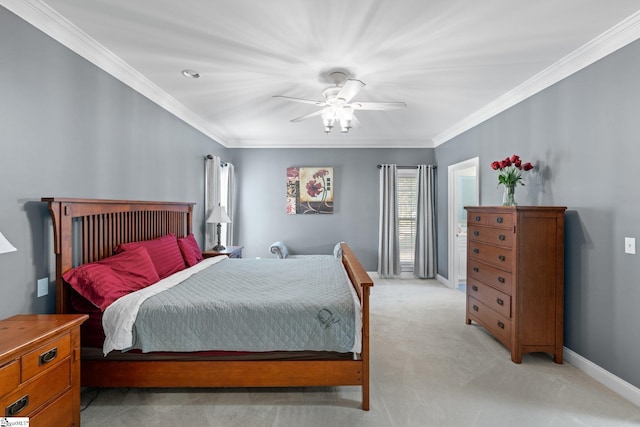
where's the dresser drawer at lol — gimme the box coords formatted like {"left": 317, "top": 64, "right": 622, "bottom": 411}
{"left": 468, "top": 225, "right": 514, "bottom": 248}
{"left": 0, "top": 360, "right": 20, "bottom": 398}
{"left": 467, "top": 280, "right": 511, "bottom": 319}
{"left": 22, "top": 334, "right": 71, "bottom": 382}
{"left": 468, "top": 260, "right": 512, "bottom": 294}
{"left": 2, "top": 358, "right": 70, "bottom": 417}
{"left": 469, "top": 241, "right": 513, "bottom": 270}
{"left": 468, "top": 212, "right": 488, "bottom": 225}
{"left": 468, "top": 297, "right": 511, "bottom": 346}
{"left": 28, "top": 389, "right": 73, "bottom": 427}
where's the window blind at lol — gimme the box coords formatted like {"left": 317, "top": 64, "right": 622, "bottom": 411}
{"left": 397, "top": 169, "right": 418, "bottom": 270}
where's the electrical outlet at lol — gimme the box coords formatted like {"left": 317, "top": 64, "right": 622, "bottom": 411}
{"left": 625, "top": 237, "right": 636, "bottom": 255}
{"left": 37, "top": 277, "right": 49, "bottom": 297}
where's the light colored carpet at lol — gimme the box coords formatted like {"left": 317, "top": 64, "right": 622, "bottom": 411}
{"left": 80, "top": 278, "right": 640, "bottom": 426}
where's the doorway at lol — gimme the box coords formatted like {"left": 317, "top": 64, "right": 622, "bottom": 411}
{"left": 447, "top": 158, "right": 479, "bottom": 290}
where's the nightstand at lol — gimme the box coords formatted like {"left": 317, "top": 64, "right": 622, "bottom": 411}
{"left": 203, "top": 245, "right": 244, "bottom": 259}
{"left": 0, "top": 313, "right": 88, "bottom": 426}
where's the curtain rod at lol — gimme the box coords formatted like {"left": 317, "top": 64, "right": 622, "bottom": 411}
{"left": 205, "top": 154, "right": 228, "bottom": 166}
{"left": 377, "top": 164, "right": 436, "bottom": 169}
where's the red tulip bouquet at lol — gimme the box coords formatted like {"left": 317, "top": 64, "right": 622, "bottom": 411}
{"left": 490, "top": 154, "right": 534, "bottom": 205}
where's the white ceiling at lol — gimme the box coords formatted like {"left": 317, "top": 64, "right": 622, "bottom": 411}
{"left": 6, "top": 0, "right": 640, "bottom": 148}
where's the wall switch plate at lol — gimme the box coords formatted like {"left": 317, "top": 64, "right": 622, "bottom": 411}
{"left": 37, "top": 277, "right": 49, "bottom": 297}
{"left": 625, "top": 237, "right": 636, "bottom": 255}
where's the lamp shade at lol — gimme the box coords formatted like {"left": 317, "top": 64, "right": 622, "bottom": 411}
{"left": 206, "top": 205, "right": 231, "bottom": 224}
{"left": 0, "top": 232, "right": 17, "bottom": 254}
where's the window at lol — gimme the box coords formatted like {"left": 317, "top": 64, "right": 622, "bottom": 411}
{"left": 397, "top": 169, "right": 418, "bottom": 271}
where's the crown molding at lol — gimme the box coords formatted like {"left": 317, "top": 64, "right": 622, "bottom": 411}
{"left": 227, "top": 138, "right": 432, "bottom": 149}
{"left": 1, "top": 0, "right": 228, "bottom": 146}
{"left": 432, "top": 10, "right": 640, "bottom": 147}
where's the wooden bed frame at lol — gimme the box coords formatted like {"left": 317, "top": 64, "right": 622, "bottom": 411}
{"left": 42, "top": 197, "right": 374, "bottom": 410}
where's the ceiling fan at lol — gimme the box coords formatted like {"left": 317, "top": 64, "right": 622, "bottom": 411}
{"left": 274, "top": 71, "right": 407, "bottom": 134}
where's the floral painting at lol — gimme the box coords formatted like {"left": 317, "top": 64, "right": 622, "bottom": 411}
{"left": 287, "top": 167, "right": 334, "bottom": 214}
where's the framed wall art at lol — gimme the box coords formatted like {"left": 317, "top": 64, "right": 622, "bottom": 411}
{"left": 287, "top": 167, "right": 334, "bottom": 214}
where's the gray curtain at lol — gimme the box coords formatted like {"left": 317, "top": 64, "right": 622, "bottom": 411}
{"left": 204, "top": 155, "right": 221, "bottom": 250}
{"left": 414, "top": 165, "right": 437, "bottom": 278}
{"left": 223, "top": 162, "right": 235, "bottom": 246}
{"left": 378, "top": 164, "right": 400, "bottom": 278}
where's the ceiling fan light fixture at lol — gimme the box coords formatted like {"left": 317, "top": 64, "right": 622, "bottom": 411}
{"left": 321, "top": 107, "right": 336, "bottom": 133}
{"left": 274, "top": 70, "right": 405, "bottom": 134}
{"left": 339, "top": 107, "right": 353, "bottom": 133}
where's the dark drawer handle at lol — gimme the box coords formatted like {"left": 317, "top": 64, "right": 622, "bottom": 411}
{"left": 473, "top": 248, "right": 479, "bottom": 254}
{"left": 7, "top": 395, "right": 29, "bottom": 416}
{"left": 472, "top": 305, "right": 479, "bottom": 312}
{"left": 498, "top": 234, "right": 506, "bottom": 241}
{"left": 473, "top": 267, "right": 479, "bottom": 273}
{"left": 497, "top": 321, "right": 505, "bottom": 329}
{"left": 498, "top": 276, "right": 505, "bottom": 283}
{"left": 475, "top": 216, "right": 481, "bottom": 221}
{"left": 496, "top": 217, "right": 503, "bottom": 224}
{"left": 496, "top": 298, "right": 504, "bottom": 306}
{"left": 473, "top": 230, "right": 479, "bottom": 236}
{"left": 498, "top": 255, "right": 506, "bottom": 261}
{"left": 39, "top": 347, "right": 58, "bottom": 365}
{"left": 471, "top": 285, "right": 478, "bottom": 292}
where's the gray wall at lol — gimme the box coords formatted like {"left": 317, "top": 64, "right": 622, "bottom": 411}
{"left": 229, "top": 148, "right": 435, "bottom": 270}
{"left": 435, "top": 39, "right": 640, "bottom": 389}
{"left": 0, "top": 8, "right": 226, "bottom": 319}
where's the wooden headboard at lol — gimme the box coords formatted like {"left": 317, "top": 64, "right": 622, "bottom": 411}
{"left": 41, "top": 198, "right": 195, "bottom": 314}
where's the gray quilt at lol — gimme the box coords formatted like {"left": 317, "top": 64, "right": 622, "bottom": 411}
{"left": 129, "top": 256, "right": 359, "bottom": 353}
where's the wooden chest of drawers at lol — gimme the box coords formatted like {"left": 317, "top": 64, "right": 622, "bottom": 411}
{"left": 0, "top": 314, "right": 88, "bottom": 426}
{"left": 465, "top": 206, "right": 566, "bottom": 363}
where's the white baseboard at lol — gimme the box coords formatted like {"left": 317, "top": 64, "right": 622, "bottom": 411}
{"left": 436, "top": 274, "right": 449, "bottom": 287}
{"left": 564, "top": 347, "right": 640, "bottom": 407}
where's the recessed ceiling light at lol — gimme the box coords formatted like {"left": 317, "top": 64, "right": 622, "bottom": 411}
{"left": 181, "top": 69, "right": 200, "bottom": 79}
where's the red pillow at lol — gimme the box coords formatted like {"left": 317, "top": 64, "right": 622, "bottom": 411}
{"left": 115, "top": 233, "right": 186, "bottom": 279}
{"left": 177, "top": 234, "right": 204, "bottom": 267}
{"left": 62, "top": 246, "right": 160, "bottom": 311}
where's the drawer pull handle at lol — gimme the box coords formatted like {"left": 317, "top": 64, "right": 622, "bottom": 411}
{"left": 496, "top": 298, "right": 504, "bottom": 306}
{"left": 473, "top": 267, "right": 479, "bottom": 273}
{"left": 39, "top": 347, "right": 58, "bottom": 365}
{"left": 498, "top": 234, "right": 506, "bottom": 241}
{"left": 472, "top": 305, "right": 479, "bottom": 312}
{"left": 496, "top": 217, "right": 503, "bottom": 224}
{"left": 497, "top": 321, "right": 505, "bottom": 329}
{"left": 7, "top": 395, "right": 29, "bottom": 416}
{"left": 473, "top": 231, "right": 479, "bottom": 236}
{"left": 498, "top": 277, "right": 505, "bottom": 283}
{"left": 498, "top": 255, "right": 506, "bottom": 261}
{"left": 475, "top": 216, "right": 481, "bottom": 222}
{"left": 471, "top": 285, "right": 478, "bottom": 292}
{"left": 473, "top": 248, "right": 479, "bottom": 254}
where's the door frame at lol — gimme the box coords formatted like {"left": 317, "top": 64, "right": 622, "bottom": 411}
{"left": 447, "top": 157, "right": 479, "bottom": 289}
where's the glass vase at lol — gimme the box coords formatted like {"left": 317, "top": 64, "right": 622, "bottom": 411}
{"left": 502, "top": 184, "right": 517, "bottom": 206}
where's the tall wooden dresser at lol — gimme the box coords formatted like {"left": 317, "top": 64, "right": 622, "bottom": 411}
{"left": 0, "top": 314, "right": 87, "bottom": 426}
{"left": 465, "top": 206, "right": 566, "bottom": 363}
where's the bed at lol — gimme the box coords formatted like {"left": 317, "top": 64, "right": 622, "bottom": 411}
{"left": 41, "top": 197, "right": 374, "bottom": 410}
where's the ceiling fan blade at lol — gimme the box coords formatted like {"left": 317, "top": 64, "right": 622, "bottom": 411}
{"left": 273, "top": 95, "right": 325, "bottom": 106}
{"left": 351, "top": 101, "right": 407, "bottom": 111}
{"left": 290, "top": 110, "right": 324, "bottom": 122}
{"left": 336, "top": 79, "right": 365, "bottom": 103}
